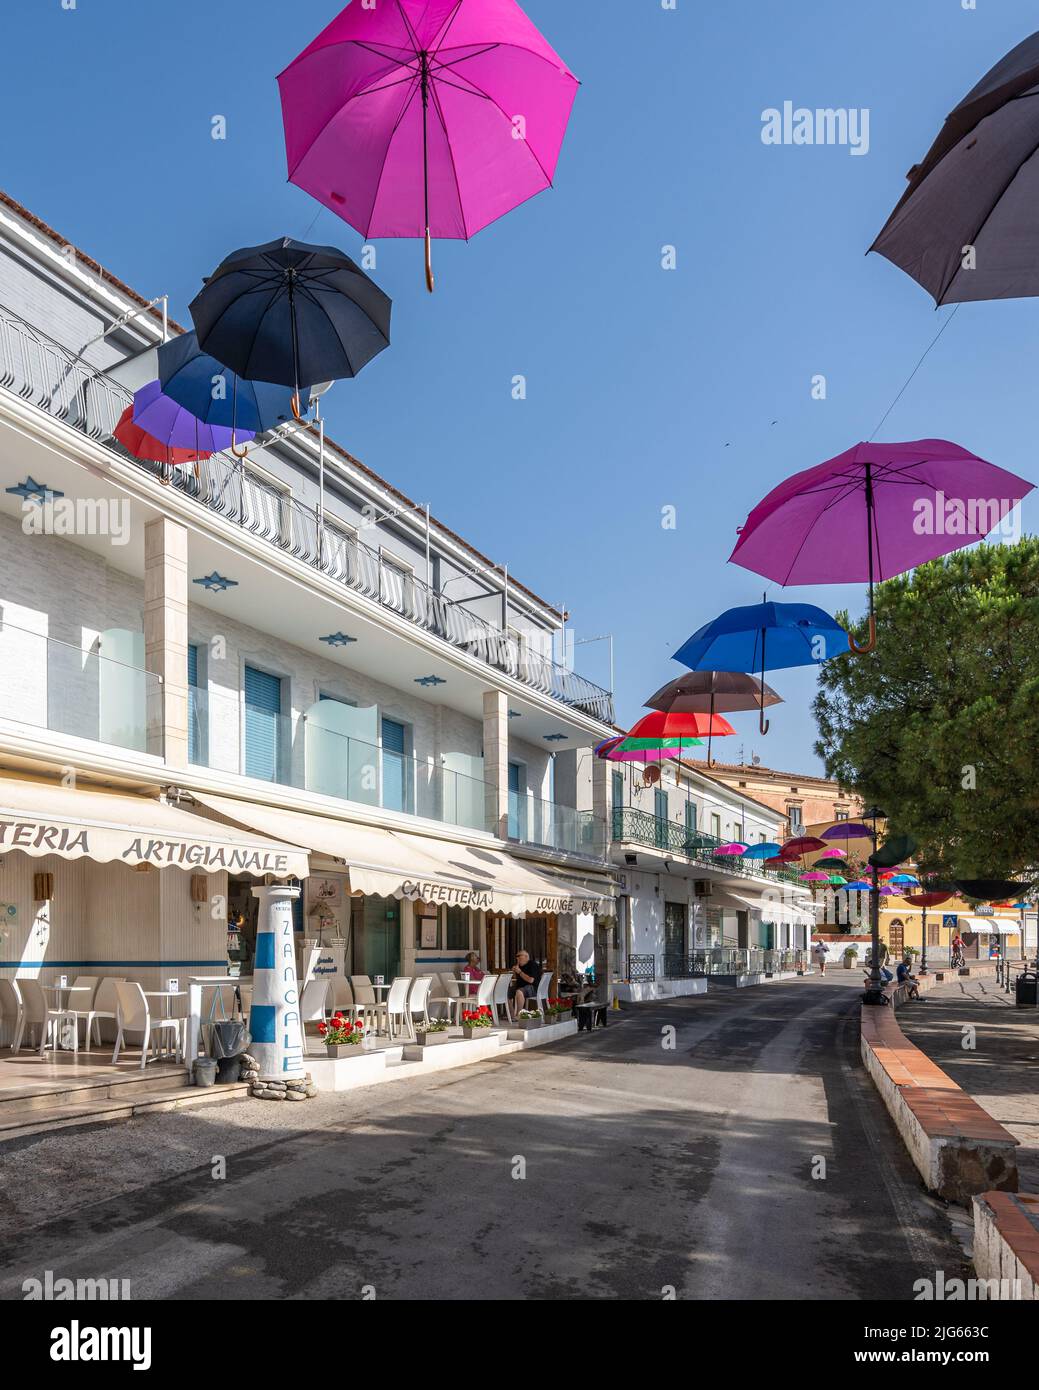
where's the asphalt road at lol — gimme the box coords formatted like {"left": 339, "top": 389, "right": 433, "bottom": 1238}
{"left": 0, "top": 975, "right": 966, "bottom": 1301}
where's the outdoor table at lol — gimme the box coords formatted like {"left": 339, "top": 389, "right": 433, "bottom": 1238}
{"left": 145, "top": 990, "right": 187, "bottom": 1063}
{"left": 369, "top": 982, "right": 392, "bottom": 1035}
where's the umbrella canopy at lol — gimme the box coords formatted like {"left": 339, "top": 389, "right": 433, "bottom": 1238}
{"left": 644, "top": 671, "right": 782, "bottom": 714}
{"left": 714, "top": 843, "right": 749, "bottom": 857}
{"left": 888, "top": 873, "right": 920, "bottom": 885}
{"left": 132, "top": 381, "right": 255, "bottom": 455}
{"left": 870, "top": 30, "right": 1039, "bottom": 304}
{"left": 781, "top": 836, "right": 828, "bottom": 857}
{"left": 954, "top": 878, "right": 1035, "bottom": 902}
{"left": 189, "top": 238, "right": 391, "bottom": 395}
{"left": 841, "top": 880, "right": 873, "bottom": 891}
{"left": 743, "top": 842, "right": 782, "bottom": 860}
{"left": 672, "top": 600, "right": 848, "bottom": 734}
{"left": 644, "top": 669, "right": 783, "bottom": 766}
{"left": 870, "top": 834, "right": 919, "bottom": 869}
{"left": 728, "top": 440, "right": 1032, "bottom": 652}
{"left": 113, "top": 406, "right": 212, "bottom": 467}
{"left": 826, "top": 874, "right": 848, "bottom": 886}
{"left": 821, "top": 821, "right": 873, "bottom": 841}
{"left": 594, "top": 734, "right": 703, "bottom": 764}
{"left": 627, "top": 710, "right": 735, "bottom": 741}
{"left": 904, "top": 891, "right": 952, "bottom": 908}
{"left": 277, "top": 0, "right": 579, "bottom": 291}
{"left": 799, "top": 871, "right": 830, "bottom": 883}
{"left": 157, "top": 332, "right": 311, "bottom": 436}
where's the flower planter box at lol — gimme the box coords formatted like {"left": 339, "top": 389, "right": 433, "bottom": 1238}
{"left": 325, "top": 1043, "right": 367, "bottom": 1059}
{"left": 508, "top": 1018, "right": 578, "bottom": 1046}
{"left": 414, "top": 1030, "right": 452, "bottom": 1047}
{"left": 545, "top": 1011, "right": 572, "bottom": 1024}
{"left": 516, "top": 1017, "right": 542, "bottom": 1030}
{"left": 461, "top": 1025, "right": 497, "bottom": 1040}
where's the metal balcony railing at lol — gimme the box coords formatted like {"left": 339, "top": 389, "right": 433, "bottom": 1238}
{"left": 0, "top": 301, "right": 614, "bottom": 724}
{"left": 611, "top": 807, "right": 803, "bottom": 885}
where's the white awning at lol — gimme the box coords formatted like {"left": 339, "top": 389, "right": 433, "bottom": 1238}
{"left": 0, "top": 776, "right": 309, "bottom": 878}
{"left": 718, "top": 889, "right": 815, "bottom": 925}
{"left": 965, "top": 916, "right": 1019, "bottom": 936}
{"left": 193, "top": 792, "right": 609, "bottom": 916}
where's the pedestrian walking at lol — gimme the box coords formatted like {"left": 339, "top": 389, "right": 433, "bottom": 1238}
{"left": 815, "top": 939, "right": 830, "bottom": 975}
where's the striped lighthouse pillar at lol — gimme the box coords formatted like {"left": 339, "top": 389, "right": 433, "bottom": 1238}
{"left": 250, "top": 884, "right": 306, "bottom": 1082}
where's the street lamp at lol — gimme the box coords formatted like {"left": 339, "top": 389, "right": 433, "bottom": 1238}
{"left": 862, "top": 805, "right": 888, "bottom": 1006}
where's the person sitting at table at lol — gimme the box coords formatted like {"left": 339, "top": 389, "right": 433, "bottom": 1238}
{"left": 508, "top": 950, "right": 541, "bottom": 1018}
{"left": 458, "top": 952, "right": 484, "bottom": 983}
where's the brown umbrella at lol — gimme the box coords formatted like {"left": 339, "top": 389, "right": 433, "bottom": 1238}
{"left": 643, "top": 671, "right": 783, "bottom": 765}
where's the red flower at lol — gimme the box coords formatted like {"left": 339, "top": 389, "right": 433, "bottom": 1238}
{"left": 317, "top": 1022, "right": 327, "bottom": 1035}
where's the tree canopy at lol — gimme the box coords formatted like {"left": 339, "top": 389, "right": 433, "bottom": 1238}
{"left": 812, "top": 539, "right": 1039, "bottom": 879}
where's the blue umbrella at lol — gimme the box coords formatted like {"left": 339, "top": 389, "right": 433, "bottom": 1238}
{"left": 841, "top": 880, "right": 873, "bottom": 891}
{"left": 158, "top": 333, "right": 312, "bottom": 440}
{"left": 673, "top": 600, "right": 849, "bottom": 734}
{"left": 743, "top": 842, "right": 782, "bottom": 860}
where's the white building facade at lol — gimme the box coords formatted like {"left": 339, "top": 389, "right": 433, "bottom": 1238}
{"left": 0, "top": 192, "right": 618, "bottom": 1028}
{"left": 607, "top": 756, "right": 816, "bottom": 1000}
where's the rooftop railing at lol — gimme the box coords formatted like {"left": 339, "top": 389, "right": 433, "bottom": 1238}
{"left": 0, "top": 300, "right": 615, "bottom": 724}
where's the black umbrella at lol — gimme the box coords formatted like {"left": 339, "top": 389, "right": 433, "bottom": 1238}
{"left": 189, "top": 238, "right": 391, "bottom": 409}
{"left": 871, "top": 30, "right": 1039, "bottom": 304}
{"left": 868, "top": 832, "right": 918, "bottom": 869}
{"left": 954, "top": 878, "right": 1034, "bottom": 902}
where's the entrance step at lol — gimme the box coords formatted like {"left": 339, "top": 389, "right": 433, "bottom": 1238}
{"left": 0, "top": 1080, "right": 249, "bottom": 1144}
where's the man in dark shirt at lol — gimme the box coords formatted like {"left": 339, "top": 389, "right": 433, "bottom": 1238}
{"left": 509, "top": 950, "right": 541, "bottom": 1019}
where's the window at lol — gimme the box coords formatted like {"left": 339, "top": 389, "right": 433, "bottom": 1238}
{"left": 612, "top": 770, "right": 624, "bottom": 811}
{"left": 834, "top": 809, "right": 849, "bottom": 821}
{"left": 243, "top": 465, "right": 289, "bottom": 546}
{"left": 322, "top": 518, "right": 358, "bottom": 583}
{"left": 444, "top": 905, "right": 469, "bottom": 951}
{"left": 788, "top": 804, "right": 804, "bottom": 833}
{"left": 710, "top": 812, "right": 721, "bottom": 839}
{"left": 244, "top": 666, "right": 283, "bottom": 782}
{"left": 508, "top": 762, "right": 527, "bottom": 839}
{"left": 654, "top": 788, "right": 669, "bottom": 848}
{"left": 685, "top": 800, "right": 697, "bottom": 837}
{"left": 381, "top": 716, "right": 411, "bottom": 812}
{"left": 187, "top": 643, "right": 206, "bottom": 766}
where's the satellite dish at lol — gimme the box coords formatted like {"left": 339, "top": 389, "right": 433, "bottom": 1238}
{"left": 642, "top": 765, "right": 661, "bottom": 786}
{"left": 752, "top": 755, "right": 761, "bottom": 766}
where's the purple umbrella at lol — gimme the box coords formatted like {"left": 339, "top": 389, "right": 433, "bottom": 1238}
{"left": 277, "top": 0, "right": 578, "bottom": 291}
{"left": 729, "top": 439, "right": 1033, "bottom": 652}
{"left": 133, "top": 380, "right": 255, "bottom": 456}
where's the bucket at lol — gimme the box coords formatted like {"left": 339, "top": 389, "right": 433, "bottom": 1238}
{"left": 193, "top": 1057, "right": 218, "bottom": 1087}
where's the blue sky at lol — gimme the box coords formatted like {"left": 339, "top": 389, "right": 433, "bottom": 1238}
{"left": 3, "top": 0, "right": 1038, "bottom": 771}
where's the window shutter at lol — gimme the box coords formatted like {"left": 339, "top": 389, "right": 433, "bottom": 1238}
{"left": 244, "top": 666, "right": 282, "bottom": 781}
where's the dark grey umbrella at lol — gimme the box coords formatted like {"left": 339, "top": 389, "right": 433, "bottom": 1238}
{"left": 871, "top": 30, "right": 1039, "bottom": 304}
{"left": 644, "top": 670, "right": 782, "bottom": 762}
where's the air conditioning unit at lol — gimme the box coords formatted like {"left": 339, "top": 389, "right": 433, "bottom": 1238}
{"left": 694, "top": 880, "right": 713, "bottom": 897}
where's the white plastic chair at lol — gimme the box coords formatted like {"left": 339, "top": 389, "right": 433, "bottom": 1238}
{"left": 112, "top": 981, "right": 182, "bottom": 1070}
{"left": 16, "top": 979, "right": 49, "bottom": 1050}
{"left": 429, "top": 972, "right": 462, "bottom": 1022}
{"left": 82, "top": 976, "right": 125, "bottom": 1049}
{"left": 384, "top": 976, "right": 413, "bottom": 1040}
{"left": 530, "top": 970, "right": 553, "bottom": 1018}
{"left": 407, "top": 975, "right": 434, "bottom": 1032}
{"left": 491, "top": 973, "right": 511, "bottom": 1026}
{"left": 461, "top": 974, "right": 497, "bottom": 1027}
{"left": 350, "top": 974, "right": 385, "bottom": 1031}
{"left": 0, "top": 979, "right": 24, "bottom": 1051}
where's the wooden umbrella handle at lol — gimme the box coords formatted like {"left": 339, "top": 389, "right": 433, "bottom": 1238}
{"left": 849, "top": 613, "right": 877, "bottom": 655}
{"left": 425, "top": 228, "right": 434, "bottom": 293}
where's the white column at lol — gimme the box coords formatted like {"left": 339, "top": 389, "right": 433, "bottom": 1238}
{"left": 144, "top": 516, "right": 189, "bottom": 767}
{"left": 482, "top": 689, "right": 509, "bottom": 839}
{"left": 250, "top": 884, "right": 305, "bottom": 1081}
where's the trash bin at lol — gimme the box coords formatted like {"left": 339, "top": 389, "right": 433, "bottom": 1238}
{"left": 1015, "top": 971, "right": 1038, "bottom": 1008}
{"left": 193, "top": 1057, "right": 218, "bottom": 1087}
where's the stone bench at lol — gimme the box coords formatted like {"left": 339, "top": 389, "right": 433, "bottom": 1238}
{"left": 860, "top": 986, "right": 1019, "bottom": 1204}
{"left": 973, "top": 1192, "right": 1039, "bottom": 1298}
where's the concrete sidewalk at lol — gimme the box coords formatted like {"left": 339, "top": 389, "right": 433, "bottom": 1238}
{"left": 897, "top": 976, "right": 1039, "bottom": 1191}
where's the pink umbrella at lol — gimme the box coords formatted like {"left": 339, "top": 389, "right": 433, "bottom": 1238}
{"left": 799, "top": 871, "right": 831, "bottom": 883}
{"left": 278, "top": 0, "right": 579, "bottom": 291}
{"left": 729, "top": 440, "right": 1033, "bottom": 652}
{"left": 714, "top": 843, "right": 749, "bottom": 856}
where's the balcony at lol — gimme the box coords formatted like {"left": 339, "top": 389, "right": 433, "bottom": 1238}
{"left": 627, "top": 948, "right": 809, "bottom": 980}
{"left": 611, "top": 806, "right": 803, "bottom": 885}
{"left": 0, "top": 622, "right": 164, "bottom": 757}
{"left": 0, "top": 300, "right": 614, "bottom": 724}
{"left": 189, "top": 684, "right": 606, "bottom": 860}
